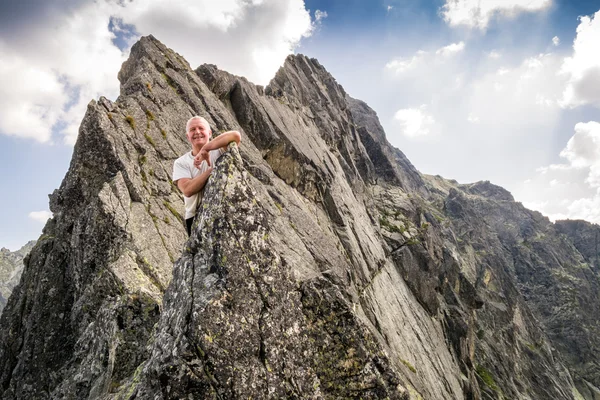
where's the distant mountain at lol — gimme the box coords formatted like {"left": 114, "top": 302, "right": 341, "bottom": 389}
{"left": 0, "top": 241, "right": 35, "bottom": 315}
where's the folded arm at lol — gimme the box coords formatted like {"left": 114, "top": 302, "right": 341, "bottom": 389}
{"left": 176, "top": 167, "right": 213, "bottom": 198}
{"left": 198, "top": 130, "right": 241, "bottom": 165}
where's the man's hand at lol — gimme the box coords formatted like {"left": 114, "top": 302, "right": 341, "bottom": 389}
{"left": 201, "top": 130, "right": 241, "bottom": 154}
{"left": 194, "top": 149, "right": 210, "bottom": 168}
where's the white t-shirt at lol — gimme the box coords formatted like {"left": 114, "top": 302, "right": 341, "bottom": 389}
{"left": 172, "top": 148, "right": 225, "bottom": 219}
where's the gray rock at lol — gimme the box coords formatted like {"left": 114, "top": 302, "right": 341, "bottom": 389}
{"left": 0, "top": 35, "right": 598, "bottom": 400}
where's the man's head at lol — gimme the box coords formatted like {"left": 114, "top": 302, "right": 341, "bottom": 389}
{"left": 186, "top": 116, "right": 212, "bottom": 149}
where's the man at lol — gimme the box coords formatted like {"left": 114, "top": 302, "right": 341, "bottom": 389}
{"left": 172, "top": 116, "right": 241, "bottom": 236}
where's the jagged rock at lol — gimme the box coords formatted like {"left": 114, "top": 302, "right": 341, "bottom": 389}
{"left": 1, "top": 35, "right": 599, "bottom": 400}
{"left": 0, "top": 241, "right": 35, "bottom": 315}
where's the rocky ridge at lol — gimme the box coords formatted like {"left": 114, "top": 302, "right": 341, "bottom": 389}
{"left": 0, "top": 35, "right": 599, "bottom": 399}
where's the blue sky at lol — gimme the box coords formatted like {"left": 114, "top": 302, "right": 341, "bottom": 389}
{"left": 1, "top": 0, "right": 599, "bottom": 250}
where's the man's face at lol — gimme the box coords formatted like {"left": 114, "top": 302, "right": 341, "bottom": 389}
{"left": 187, "top": 119, "right": 212, "bottom": 148}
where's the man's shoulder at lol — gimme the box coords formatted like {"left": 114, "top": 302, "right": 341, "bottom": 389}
{"left": 174, "top": 151, "right": 192, "bottom": 166}
{"left": 173, "top": 151, "right": 194, "bottom": 182}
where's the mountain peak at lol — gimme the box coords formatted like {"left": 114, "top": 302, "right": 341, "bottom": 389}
{"left": 1, "top": 35, "right": 599, "bottom": 400}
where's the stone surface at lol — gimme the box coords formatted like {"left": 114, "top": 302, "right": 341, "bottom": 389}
{"left": 0, "top": 35, "right": 599, "bottom": 400}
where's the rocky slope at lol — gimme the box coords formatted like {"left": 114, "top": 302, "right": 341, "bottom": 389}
{"left": 0, "top": 241, "right": 35, "bottom": 315}
{"left": 0, "top": 35, "right": 599, "bottom": 399}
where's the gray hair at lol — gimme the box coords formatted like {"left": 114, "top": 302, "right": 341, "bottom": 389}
{"left": 186, "top": 116, "right": 211, "bottom": 132}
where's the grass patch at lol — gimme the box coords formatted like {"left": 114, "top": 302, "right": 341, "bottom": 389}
{"left": 125, "top": 115, "right": 135, "bottom": 129}
{"left": 476, "top": 365, "right": 499, "bottom": 392}
{"left": 163, "top": 200, "right": 183, "bottom": 223}
{"left": 139, "top": 155, "right": 147, "bottom": 165}
{"left": 160, "top": 129, "right": 167, "bottom": 139}
{"left": 145, "top": 82, "right": 152, "bottom": 92}
{"left": 379, "top": 216, "right": 404, "bottom": 234}
{"left": 406, "top": 237, "right": 421, "bottom": 246}
{"left": 274, "top": 202, "right": 283, "bottom": 213}
{"left": 400, "top": 358, "right": 417, "bottom": 373}
{"left": 161, "top": 72, "right": 177, "bottom": 91}
{"left": 144, "top": 133, "right": 156, "bottom": 147}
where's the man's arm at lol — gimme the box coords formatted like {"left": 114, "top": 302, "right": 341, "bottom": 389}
{"left": 176, "top": 167, "right": 213, "bottom": 198}
{"left": 197, "top": 130, "right": 241, "bottom": 165}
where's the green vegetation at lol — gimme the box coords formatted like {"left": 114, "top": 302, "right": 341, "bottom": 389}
{"left": 523, "top": 341, "right": 538, "bottom": 353}
{"left": 139, "top": 155, "right": 147, "bottom": 165}
{"left": 146, "top": 110, "right": 155, "bottom": 121}
{"left": 379, "top": 215, "right": 404, "bottom": 234}
{"left": 125, "top": 115, "right": 135, "bottom": 129}
{"left": 406, "top": 237, "right": 421, "bottom": 246}
{"left": 145, "top": 82, "right": 152, "bottom": 92}
{"left": 160, "top": 129, "right": 167, "bottom": 139}
{"left": 400, "top": 358, "right": 417, "bottom": 373}
{"left": 163, "top": 200, "right": 183, "bottom": 223}
{"left": 274, "top": 202, "right": 283, "bottom": 213}
{"left": 476, "top": 365, "right": 499, "bottom": 392}
{"left": 144, "top": 133, "right": 155, "bottom": 147}
{"left": 161, "top": 72, "right": 177, "bottom": 91}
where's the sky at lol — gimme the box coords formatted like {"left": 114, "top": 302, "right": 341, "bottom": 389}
{"left": 0, "top": 0, "right": 599, "bottom": 250}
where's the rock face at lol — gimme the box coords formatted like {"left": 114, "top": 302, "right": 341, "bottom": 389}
{"left": 0, "top": 35, "right": 599, "bottom": 399}
{"left": 0, "top": 241, "right": 35, "bottom": 315}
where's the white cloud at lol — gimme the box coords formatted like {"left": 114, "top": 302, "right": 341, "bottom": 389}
{"left": 118, "top": 0, "right": 313, "bottom": 86}
{"left": 384, "top": 45, "right": 566, "bottom": 133}
{"left": 385, "top": 51, "right": 428, "bottom": 74}
{"left": 387, "top": 5, "right": 394, "bottom": 12}
{"left": 386, "top": 42, "right": 465, "bottom": 75}
{"left": 488, "top": 50, "right": 502, "bottom": 59}
{"left": 466, "top": 53, "right": 565, "bottom": 127}
{"left": 0, "top": 0, "right": 314, "bottom": 144}
{"left": 436, "top": 41, "right": 465, "bottom": 56}
{"left": 0, "top": 1, "right": 125, "bottom": 144}
{"left": 393, "top": 106, "right": 435, "bottom": 138}
{"left": 559, "top": 122, "right": 600, "bottom": 168}
{"left": 441, "top": 0, "right": 552, "bottom": 30}
{"left": 552, "top": 36, "right": 560, "bottom": 46}
{"left": 520, "top": 122, "right": 600, "bottom": 223}
{"left": 29, "top": 210, "right": 53, "bottom": 223}
{"left": 314, "top": 9, "right": 328, "bottom": 22}
{"left": 560, "top": 11, "right": 600, "bottom": 109}
{"left": 467, "top": 113, "right": 479, "bottom": 123}
{"left": 382, "top": 35, "right": 574, "bottom": 198}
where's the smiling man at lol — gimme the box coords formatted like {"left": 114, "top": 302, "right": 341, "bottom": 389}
{"left": 172, "top": 116, "right": 241, "bottom": 236}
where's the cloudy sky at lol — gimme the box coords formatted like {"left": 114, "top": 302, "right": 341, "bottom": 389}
{"left": 1, "top": 0, "right": 599, "bottom": 250}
